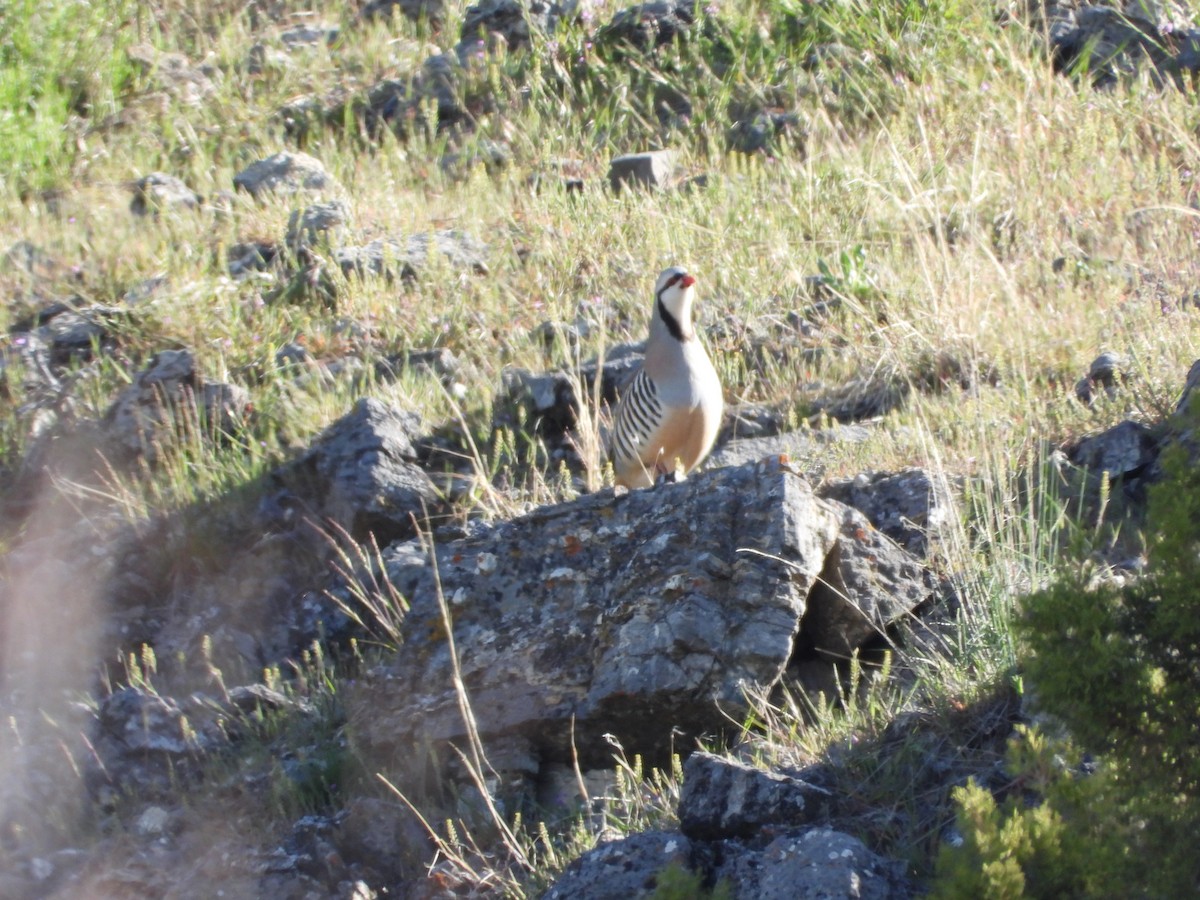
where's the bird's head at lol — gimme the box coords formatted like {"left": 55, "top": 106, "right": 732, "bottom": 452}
{"left": 654, "top": 266, "right": 697, "bottom": 337}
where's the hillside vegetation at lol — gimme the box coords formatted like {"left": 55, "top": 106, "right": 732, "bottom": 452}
{"left": 1, "top": 0, "right": 1199, "bottom": 896}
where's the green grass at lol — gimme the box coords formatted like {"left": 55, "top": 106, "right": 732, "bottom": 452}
{"left": 0, "top": 0, "right": 142, "bottom": 191}
{"left": 1, "top": 0, "right": 1199, "bottom": 893}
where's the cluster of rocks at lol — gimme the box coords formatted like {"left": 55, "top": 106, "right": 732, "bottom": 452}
{"left": 548, "top": 753, "right": 907, "bottom": 899}
{"left": 1015, "top": 0, "right": 1200, "bottom": 87}
{"left": 271, "top": 0, "right": 804, "bottom": 161}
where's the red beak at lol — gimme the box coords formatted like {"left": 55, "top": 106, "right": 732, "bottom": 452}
{"left": 680, "top": 274, "right": 696, "bottom": 288}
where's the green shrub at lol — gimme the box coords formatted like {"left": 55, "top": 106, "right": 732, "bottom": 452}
{"left": 0, "top": 0, "right": 139, "bottom": 189}
{"left": 933, "top": 437, "right": 1200, "bottom": 896}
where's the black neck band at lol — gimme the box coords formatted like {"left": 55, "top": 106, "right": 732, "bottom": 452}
{"left": 657, "top": 298, "right": 686, "bottom": 341}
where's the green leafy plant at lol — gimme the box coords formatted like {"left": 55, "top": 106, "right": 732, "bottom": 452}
{"left": 934, "top": 434, "right": 1200, "bottom": 896}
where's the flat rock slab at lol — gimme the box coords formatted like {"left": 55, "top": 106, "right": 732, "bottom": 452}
{"left": 708, "top": 424, "right": 871, "bottom": 471}
{"left": 608, "top": 149, "right": 678, "bottom": 191}
{"left": 353, "top": 458, "right": 935, "bottom": 771}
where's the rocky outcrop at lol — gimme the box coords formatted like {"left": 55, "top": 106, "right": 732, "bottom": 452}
{"left": 542, "top": 831, "right": 696, "bottom": 900}
{"left": 819, "top": 467, "right": 955, "bottom": 557}
{"left": 271, "top": 398, "right": 441, "bottom": 545}
{"left": 458, "top": 0, "right": 563, "bottom": 54}
{"left": 102, "top": 349, "right": 250, "bottom": 464}
{"left": 246, "top": 23, "right": 339, "bottom": 74}
{"left": 1019, "top": 0, "right": 1200, "bottom": 88}
{"left": 286, "top": 199, "right": 352, "bottom": 253}
{"left": 546, "top": 751, "right": 906, "bottom": 898}
{"left": 352, "top": 457, "right": 937, "bottom": 775}
{"left": 360, "top": 0, "right": 448, "bottom": 26}
{"left": 1068, "top": 418, "right": 1158, "bottom": 482}
{"left": 678, "top": 752, "right": 829, "bottom": 840}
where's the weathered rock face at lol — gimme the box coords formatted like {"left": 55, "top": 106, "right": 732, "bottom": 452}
{"left": 547, "top": 814, "right": 903, "bottom": 900}
{"left": 88, "top": 687, "right": 224, "bottom": 798}
{"left": 598, "top": 0, "right": 698, "bottom": 52}
{"left": 353, "top": 458, "right": 936, "bottom": 773}
{"left": 608, "top": 149, "right": 678, "bottom": 191}
{"left": 246, "top": 23, "right": 339, "bottom": 74}
{"left": 714, "top": 828, "right": 902, "bottom": 899}
{"left": 709, "top": 424, "right": 871, "bottom": 473}
{"left": 126, "top": 44, "right": 219, "bottom": 106}
{"left": 499, "top": 341, "right": 643, "bottom": 440}
{"left": 542, "top": 831, "right": 695, "bottom": 900}
{"left": 274, "top": 398, "right": 441, "bottom": 545}
{"left": 805, "top": 503, "right": 939, "bottom": 659}
{"left": 286, "top": 199, "right": 352, "bottom": 253}
{"left": 1068, "top": 419, "right": 1158, "bottom": 482}
{"left": 819, "top": 467, "right": 954, "bottom": 558}
{"left": 458, "top": 0, "right": 561, "bottom": 53}
{"left": 678, "top": 751, "right": 827, "bottom": 840}
{"left": 1036, "top": 1, "right": 1200, "bottom": 88}
{"left": 360, "top": 0, "right": 448, "bottom": 26}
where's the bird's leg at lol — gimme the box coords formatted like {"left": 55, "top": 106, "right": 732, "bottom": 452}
{"left": 653, "top": 457, "right": 685, "bottom": 486}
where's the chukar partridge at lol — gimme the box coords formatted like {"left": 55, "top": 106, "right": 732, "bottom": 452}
{"left": 610, "top": 266, "right": 724, "bottom": 488}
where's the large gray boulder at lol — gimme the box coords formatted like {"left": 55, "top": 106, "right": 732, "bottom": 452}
{"left": 352, "top": 458, "right": 936, "bottom": 772}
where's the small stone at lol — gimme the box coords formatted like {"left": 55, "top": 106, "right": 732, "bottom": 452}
{"left": 286, "top": 199, "right": 352, "bottom": 252}
{"left": 130, "top": 172, "right": 201, "bottom": 217}
{"left": 608, "top": 150, "right": 678, "bottom": 192}
{"left": 135, "top": 805, "right": 172, "bottom": 836}
{"left": 30, "top": 858, "right": 53, "bottom": 882}
{"left": 233, "top": 151, "right": 339, "bottom": 200}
